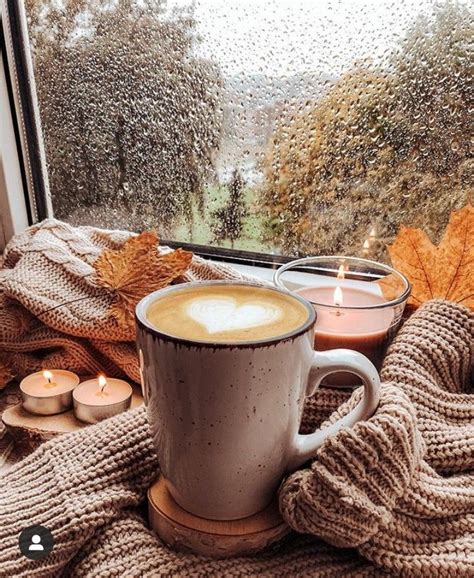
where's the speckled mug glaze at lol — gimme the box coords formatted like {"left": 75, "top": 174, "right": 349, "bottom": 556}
{"left": 136, "top": 281, "right": 380, "bottom": 520}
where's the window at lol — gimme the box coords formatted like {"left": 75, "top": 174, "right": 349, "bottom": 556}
{"left": 14, "top": 1, "right": 474, "bottom": 261}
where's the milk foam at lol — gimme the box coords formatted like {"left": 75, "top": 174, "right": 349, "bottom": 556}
{"left": 186, "top": 296, "right": 282, "bottom": 334}
{"left": 146, "top": 284, "right": 309, "bottom": 342}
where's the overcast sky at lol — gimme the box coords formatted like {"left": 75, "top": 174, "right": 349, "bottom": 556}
{"left": 169, "top": 0, "right": 439, "bottom": 77}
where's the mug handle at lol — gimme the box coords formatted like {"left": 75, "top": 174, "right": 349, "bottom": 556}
{"left": 287, "top": 349, "right": 380, "bottom": 472}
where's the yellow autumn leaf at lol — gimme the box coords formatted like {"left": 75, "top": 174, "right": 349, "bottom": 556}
{"left": 436, "top": 205, "right": 473, "bottom": 306}
{"left": 388, "top": 205, "right": 473, "bottom": 309}
{"left": 94, "top": 231, "right": 193, "bottom": 328}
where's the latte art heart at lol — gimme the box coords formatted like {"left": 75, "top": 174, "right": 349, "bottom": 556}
{"left": 186, "top": 296, "right": 282, "bottom": 334}
{"left": 146, "top": 284, "right": 309, "bottom": 343}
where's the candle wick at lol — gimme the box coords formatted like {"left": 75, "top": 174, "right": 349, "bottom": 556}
{"left": 44, "top": 377, "right": 56, "bottom": 389}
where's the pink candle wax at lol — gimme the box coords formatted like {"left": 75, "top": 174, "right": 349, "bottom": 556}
{"left": 296, "top": 285, "right": 394, "bottom": 373}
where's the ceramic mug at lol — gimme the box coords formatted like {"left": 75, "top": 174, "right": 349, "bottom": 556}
{"left": 136, "top": 281, "right": 380, "bottom": 520}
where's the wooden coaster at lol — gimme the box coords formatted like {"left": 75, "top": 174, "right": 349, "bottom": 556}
{"left": 2, "top": 386, "right": 143, "bottom": 452}
{"left": 148, "top": 476, "right": 290, "bottom": 558}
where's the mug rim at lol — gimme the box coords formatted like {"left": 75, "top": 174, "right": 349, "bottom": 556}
{"left": 135, "top": 280, "right": 316, "bottom": 348}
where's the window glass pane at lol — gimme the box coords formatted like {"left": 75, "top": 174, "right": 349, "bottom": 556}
{"left": 25, "top": 0, "right": 472, "bottom": 260}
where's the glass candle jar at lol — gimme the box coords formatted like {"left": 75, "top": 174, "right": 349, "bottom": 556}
{"left": 273, "top": 256, "right": 410, "bottom": 383}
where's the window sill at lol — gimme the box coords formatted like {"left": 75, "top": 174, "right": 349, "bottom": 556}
{"left": 227, "top": 261, "right": 279, "bottom": 283}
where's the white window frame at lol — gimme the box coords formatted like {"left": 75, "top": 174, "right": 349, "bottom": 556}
{"left": 1, "top": 2, "right": 52, "bottom": 250}
{"left": 0, "top": 52, "right": 29, "bottom": 248}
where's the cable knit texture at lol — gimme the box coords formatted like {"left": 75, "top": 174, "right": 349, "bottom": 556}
{"left": 0, "top": 222, "right": 472, "bottom": 577}
{"left": 0, "top": 219, "right": 256, "bottom": 383}
{"left": 279, "top": 300, "right": 473, "bottom": 576}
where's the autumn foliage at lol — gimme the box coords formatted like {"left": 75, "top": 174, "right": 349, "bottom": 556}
{"left": 26, "top": 0, "right": 223, "bottom": 232}
{"left": 260, "top": 2, "right": 473, "bottom": 259}
{"left": 94, "top": 232, "right": 192, "bottom": 328}
{"left": 388, "top": 205, "right": 473, "bottom": 310}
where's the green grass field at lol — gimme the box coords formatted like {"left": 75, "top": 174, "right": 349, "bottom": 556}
{"left": 171, "top": 185, "right": 276, "bottom": 253}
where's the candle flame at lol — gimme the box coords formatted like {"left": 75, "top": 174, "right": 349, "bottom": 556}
{"left": 337, "top": 264, "right": 346, "bottom": 279}
{"left": 97, "top": 374, "right": 108, "bottom": 397}
{"left": 369, "top": 227, "right": 376, "bottom": 239}
{"left": 334, "top": 286, "right": 343, "bottom": 307}
{"left": 42, "top": 369, "right": 56, "bottom": 388}
{"left": 363, "top": 239, "right": 370, "bottom": 250}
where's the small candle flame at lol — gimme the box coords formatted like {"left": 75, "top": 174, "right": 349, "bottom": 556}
{"left": 43, "top": 370, "right": 53, "bottom": 382}
{"left": 337, "top": 264, "right": 346, "bottom": 280}
{"left": 42, "top": 369, "right": 56, "bottom": 389}
{"left": 362, "top": 239, "right": 370, "bottom": 255}
{"left": 334, "top": 286, "right": 343, "bottom": 307}
{"left": 98, "top": 374, "right": 107, "bottom": 393}
{"left": 369, "top": 227, "right": 376, "bottom": 240}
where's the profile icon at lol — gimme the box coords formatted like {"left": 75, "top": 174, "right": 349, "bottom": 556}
{"left": 29, "top": 534, "right": 44, "bottom": 552}
{"left": 19, "top": 525, "right": 54, "bottom": 560}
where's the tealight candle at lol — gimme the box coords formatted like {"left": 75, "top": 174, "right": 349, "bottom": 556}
{"left": 73, "top": 375, "right": 132, "bottom": 424}
{"left": 20, "top": 370, "right": 80, "bottom": 415}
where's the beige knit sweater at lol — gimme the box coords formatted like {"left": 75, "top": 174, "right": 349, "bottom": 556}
{"left": 0, "top": 219, "right": 254, "bottom": 384}
{"left": 1, "top": 300, "right": 472, "bottom": 577}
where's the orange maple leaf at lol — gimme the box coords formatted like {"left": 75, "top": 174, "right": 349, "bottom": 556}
{"left": 388, "top": 205, "right": 473, "bottom": 309}
{"left": 94, "top": 231, "right": 193, "bottom": 328}
{"left": 375, "top": 273, "right": 406, "bottom": 302}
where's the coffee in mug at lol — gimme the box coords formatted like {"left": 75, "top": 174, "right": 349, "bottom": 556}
{"left": 146, "top": 284, "right": 309, "bottom": 342}
{"left": 136, "top": 281, "right": 380, "bottom": 520}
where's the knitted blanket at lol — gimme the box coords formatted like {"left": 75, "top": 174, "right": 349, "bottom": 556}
{"left": 0, "top": 223, "right": 472, "bottom": 577}
{"left": 0, "top": 219, "right": 253, "bottom": 384}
